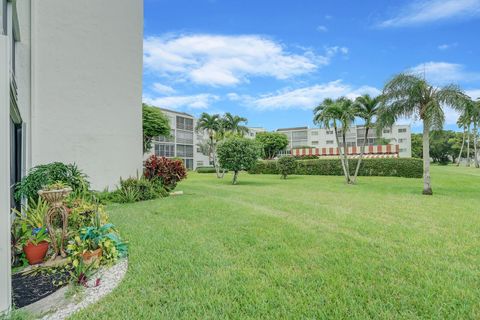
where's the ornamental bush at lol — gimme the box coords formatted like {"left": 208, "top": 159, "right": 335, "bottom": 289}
{"left": 144, "top": 155, "right": 187, "bottom": 191}
{"left": 249, "top": 158, "right": 423, "bottom": 178}
{"left": 276, "top": 156, "right": 297, "bottom": 179}
{"left": 217, "top": 137, "right": 262, "bottom": 184}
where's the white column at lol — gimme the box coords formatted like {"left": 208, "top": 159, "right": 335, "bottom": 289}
{"left": 0, "top": 34, "right": 12, "bottom": 314}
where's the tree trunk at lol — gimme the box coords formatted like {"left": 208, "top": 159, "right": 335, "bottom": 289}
{"left": 342, "top": 130, "right": 352, "bottom": 184}
{"left": 232, "top": 170, "right": 238, "bottom": 184}
{"left": 333, "top": 124, "right": 349, "bottom": 183}
{"left": 466, "top": 124, "right": 471, "bottom": 167}
{"left": 352, "top": 127, "right": 369, "bottom": 184}
{"left": 457, "top": 126, "right": 466, "bottom": 166}
{"left": 474, "top": 121, "right": 479, "bottom": 168}
{"left": 422, "top": 121, "right": 433, "bottom": 195}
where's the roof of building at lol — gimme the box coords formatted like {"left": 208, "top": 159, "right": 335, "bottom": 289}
{"left": 156, "top": 107, "right": 194, "bottom": 118}
{"left": 276, "top": 126, "right": 308, "bottom": 131}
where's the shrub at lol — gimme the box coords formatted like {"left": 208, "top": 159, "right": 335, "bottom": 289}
{"left": 217, "top": 137, "right": 263, "bottom": 184}
{"left": 144, "top": 155, "right": 187, "bottom": 191}
{"left": 277, "top": 156, "right": 297, "bottom": 179}
{"left": 196, "top": 166, "right": 216, "bottom": 173}
{"left": 15, "top": 162, "right": 90, "bottom": 201}
{"left": 249, "top": 158, "right": 423, "bottom": 178}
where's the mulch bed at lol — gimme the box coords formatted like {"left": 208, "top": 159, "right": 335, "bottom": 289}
{"left": 12, "top": 270, "right": 69, "bottom": 308}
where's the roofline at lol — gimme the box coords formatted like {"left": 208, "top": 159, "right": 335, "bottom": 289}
{"left": 155, "top": 107, "right": 194, "bottom": 118}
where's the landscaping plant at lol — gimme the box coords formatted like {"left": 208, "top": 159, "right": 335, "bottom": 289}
{"left": 217, "top": 137, "right": 262, "bottom": 184}
{"left": 276, "top": 156, "right": 297, "bottom": 179}
{"left": 144, "top": 155, "right": 187, "bottom": 191}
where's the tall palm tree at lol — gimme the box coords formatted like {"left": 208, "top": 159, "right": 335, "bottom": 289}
{"left": 222, "top": 113, "right": 249, "bottom": 136}
{"left": 195, "top": 113, "right": 223, "bottom": 178}
{"left": 352, "top": 94, "right": 381, "bottom": 183}
{"left": 472, "top": 99, "right": 480, "bottom": 168}
{"left": 314, "top": 97, "right": 355, "bottom": 184}
{"left": 378, "top": 73, "right": 468, "bottom": 195}
{"left": 456, "top": 113, "right": 468, "bottom": 166}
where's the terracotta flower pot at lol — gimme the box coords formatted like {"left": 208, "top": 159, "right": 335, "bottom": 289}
{"left": 81, "top": 248, "right": 102, "bottom": 264}
{"left": 23, "top": 241, "right": 49, "bottom": 265}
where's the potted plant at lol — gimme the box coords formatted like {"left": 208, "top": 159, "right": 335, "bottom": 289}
{"left": 22, "top": 226, "right": 50, "bottom": 265}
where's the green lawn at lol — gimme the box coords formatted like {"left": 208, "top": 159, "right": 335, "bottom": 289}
{"left": 71, "top": 166, "right": 480, "bottom": 319}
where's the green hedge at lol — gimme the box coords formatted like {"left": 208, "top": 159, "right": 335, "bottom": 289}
{"left": 248, "top": 158, "right": 423, "bottom": 178}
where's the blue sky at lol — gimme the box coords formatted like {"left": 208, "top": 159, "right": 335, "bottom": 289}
{"left": 143, "top": 0, "right": 480, "bottom": 132}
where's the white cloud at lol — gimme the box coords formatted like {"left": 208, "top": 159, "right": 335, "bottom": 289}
{"left": 152, "top": 83, "right": 176, "bottom": 95}
{"left": 437, "top": 43, "right": 458, "bottom": 50}
{"left": 408, "top": 62, "right": 480, "bottom": 85}
{"left": 378, "top": 0, "right": 480, "bottom": 28}
{"left": 246, "top": 80, "right": 380, "bottom": 111}
{"left": 466, "top": 89, "right": 480, "bottom": 99}
{"left": 144, "top": 34, "right": 347, "bottom": 86}
{"left": 143, "top": 94, "right": 219, "bottom": 110}
{"left": 316, "top": 25, "right": 328, "bottom": 32}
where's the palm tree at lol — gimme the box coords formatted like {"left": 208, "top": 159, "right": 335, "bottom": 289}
{"left": 314, "top": 97, "right": 355, "bottom": 184}
{"left": 352, "top": 94, "right": 381, "bottom": 183}
{"left": 378, "top": 73, "right": 468, "bottom": 195}
{"left": 222, "top": 113, "right": 249, "bottom": 136}
{"left": 456, "top": 113, "right": 468, "bottom": 166}
{"left": 195, "top": 113, "right": 223, "bottom": 178}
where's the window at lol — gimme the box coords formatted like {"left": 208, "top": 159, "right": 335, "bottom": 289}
{"left": 311, "top": 131, "right": 319, "bottom": 136}
{"left": 176, "top": 130, "right": 193, "bottom": 144}
{"left": 398, "top": 128, "right": 407, "bottom": 133}
{"left": 184, "top": 159, "right": 194, "bottom": 170}
{"left": 311, "top": 141, "right": 319, "bottom": 145}
{"left": 156, "top": 129, "right": 175, "bottom": 142}
{"left": 155, "top": 144, "right": 175, "bottom": 157}
{"left": 176, "top": 116, "right": 194, "bottom": 131}
{"left": 176, "top": 144, "right": 193, "bottom": 157}
{"left": 292, "top": 130, "right": 308, "bottom": 140}
{"left": 326, "top": 140, "right": 334, "bottom": 145}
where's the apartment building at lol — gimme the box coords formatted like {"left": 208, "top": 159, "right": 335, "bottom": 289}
{"left": 277, "top": 125, "right": 412, "bottom": 157}
{"left": 1, "top": 0, "right": 143, "bottom": 312}
{"left": 150, "top": 108, "right": 210, "bottom": 170}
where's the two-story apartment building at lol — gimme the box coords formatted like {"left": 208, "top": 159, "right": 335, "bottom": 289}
{"left": 277, "top": 125, "right": 412, "bottom": 157}
{"left": 1, "top": 0, "right": 143, "bottom": 312}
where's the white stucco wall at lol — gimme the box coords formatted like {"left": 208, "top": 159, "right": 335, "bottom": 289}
{"left": 30, "top": 0, "right": 144, "bottom": 190}
{"left": 0, "top": 35, "right": 12, "bottom": 314}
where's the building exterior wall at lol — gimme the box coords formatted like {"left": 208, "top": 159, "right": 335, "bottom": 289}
{"left": 150, "top": 108, "right": 210, "bottom": 170}
{"left": 30, "top": 0, "right": 144, "bottom": 190}
{"left": 277, "top": 124, "right": 412, "bottom": 158}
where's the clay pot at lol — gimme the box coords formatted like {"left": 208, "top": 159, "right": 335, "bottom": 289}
{"left": 81, "top": 248, "right": 102, "bottom": 264}
{"left": 23, "top": 241, "right": 49, "bottom": 265}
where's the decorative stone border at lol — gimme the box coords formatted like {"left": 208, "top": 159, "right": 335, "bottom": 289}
{"left": 23, "top": 259, "right": 128, "bottom": 320}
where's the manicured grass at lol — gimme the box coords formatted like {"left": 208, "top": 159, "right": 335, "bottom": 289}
{"left": 70, "top": 166, "right": 480, "bottom": 319}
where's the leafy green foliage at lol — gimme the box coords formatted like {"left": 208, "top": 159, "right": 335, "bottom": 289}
{"left": 15, "top": 162, "right": 89, "bottom": 201}
{"left": 276, "top": 156, "right": 297, "bottom": 179}
{"left": 255, "top": 132, "right": 289, "bottom": 159}
{"left": 143, "top": 103, "right": 171, "bottom": 153}
{"left": 217, "top": 137, "right": 262, "bottom": 184}
{"left": 250, "top": 158, "right": 423, "bottom": 178}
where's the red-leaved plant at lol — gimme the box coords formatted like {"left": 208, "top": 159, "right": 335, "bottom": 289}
{"left": 144, "top": 155, "right": 187, "bottom": 191}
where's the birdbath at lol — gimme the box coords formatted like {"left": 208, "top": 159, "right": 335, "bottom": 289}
{"left": 38, "top": 187, "right": 72, "bottom": 260}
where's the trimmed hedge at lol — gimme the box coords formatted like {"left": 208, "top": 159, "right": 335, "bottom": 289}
{"left": 196, "top": 166, "right": 216, "bottom": 173}
{"left": 248, "top": 158, "right": 423, "bottom": 178}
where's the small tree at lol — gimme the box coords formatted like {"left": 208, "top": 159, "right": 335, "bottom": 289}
{"left": 143, "top": 103, "right": 171, "bottom": 153}
{"left": 255, "top": 132, "right": 289, "bottom": 159}
{"left": 277, "top": 156, "right": 297, "bottom": 179}
{"left": 217, "top": 137, "right": 262, "bottom": 184}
